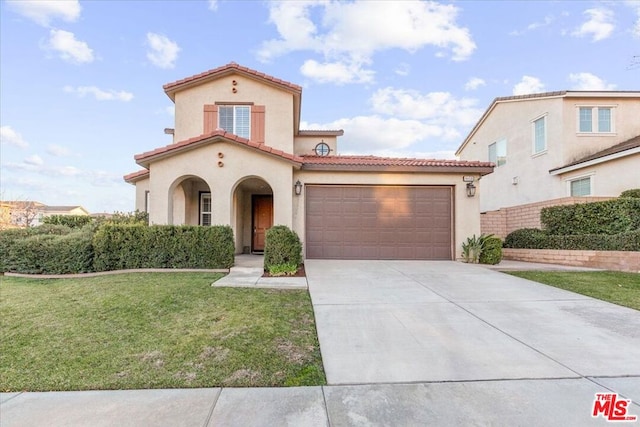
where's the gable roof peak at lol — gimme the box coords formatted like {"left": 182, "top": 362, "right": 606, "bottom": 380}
{"left": 163, "top": 62, "right": 302, "bottom": 101}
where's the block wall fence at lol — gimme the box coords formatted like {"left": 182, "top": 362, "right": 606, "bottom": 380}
{"left": 480, "top": 197, "right": 614, "bottom": 239}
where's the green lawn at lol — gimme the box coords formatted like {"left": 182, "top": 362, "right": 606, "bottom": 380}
{"left": 507, "top": 271, "right": 640, "bottom": 311}
{"left": 0, "top": 273, "right": 325, "bottom": 392}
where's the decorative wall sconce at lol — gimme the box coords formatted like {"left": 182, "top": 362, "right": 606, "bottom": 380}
{"left": 294, "top": 180, "right": 303, "bottom": 196}
{"left": 466, "top": 182, "right": 476, "bottom": 197}
{"left": 512, "top": 176, "right": 519, "bottom": 185}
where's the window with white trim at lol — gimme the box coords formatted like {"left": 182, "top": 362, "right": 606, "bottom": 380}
{"left": 200, "top": 193, "right": 212, "bottom": 226}
{"left": 488, "top": 138, "right": 506, "bottom": 166}
{"left": 219, "top": 106, "right": 250, "bottom": 138}
{"left": 570, "top": 177, "right": 591, "bottom": 196}
{"left": 533, "top": 116, "right": 546, "bottom": 154}
{"left": 577, "top": 106, "right": 613, "bottom": 133}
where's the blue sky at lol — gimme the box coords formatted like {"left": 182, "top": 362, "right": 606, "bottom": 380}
{"left": 1, "top": 0, "right": 638, "bottom": 213}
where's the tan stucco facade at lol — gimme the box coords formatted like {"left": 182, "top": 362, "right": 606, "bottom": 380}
{"left": 457, "top": 92, "right": 640, "bottom": 212}
{"left": 126, "top": 63, "right": 493, "bottom": 260}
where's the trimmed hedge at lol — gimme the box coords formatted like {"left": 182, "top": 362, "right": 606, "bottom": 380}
{"left": 264, "top": 225, "right": 302, "bottom": 275}
{"left": 621, "top": 189, "right": 640, "bottom": 198}
{"left": 479, "top": 236, "right": 503, "bottom": 265}
{"left": 541, "top": 198, "right": 640, "bottom": 235}
{"left": 43, "top": 215, "right": 93, "bottom": 228}
{"left": 504, "top": 228, "right": 640, "bottom": 251}
{"left": 92, "top": 224, "right": 234, "bottom": 271}
{"left": 0, "top": 225, "right": 73, "bottom": 272}
{"left": 6, "top": 231, "right": 94, "bottom": 274}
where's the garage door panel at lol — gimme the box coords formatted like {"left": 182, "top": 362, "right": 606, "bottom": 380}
{"left": 306, "top": 185, "right": 452, "bottom": 260}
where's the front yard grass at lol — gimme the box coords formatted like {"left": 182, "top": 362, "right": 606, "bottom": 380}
{"left": 507, "top": 271, "right": 640, "bottom": 311}
{"left": 0, "top": 273, "right": 325, "bottom": 392}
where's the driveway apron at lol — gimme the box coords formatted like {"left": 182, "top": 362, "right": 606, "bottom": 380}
{"left": 305, "top": 260, "right": 640, "bottom": 385}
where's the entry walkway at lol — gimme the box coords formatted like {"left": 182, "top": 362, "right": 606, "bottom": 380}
{"left": 212, "top": 254, "right": 307, "bottom": 289}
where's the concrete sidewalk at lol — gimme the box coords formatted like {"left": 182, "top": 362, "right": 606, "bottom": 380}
{"left": 212, "top": 254, "right": 307, "bottom": 289}
{"left": 2, "top": 377, "right": 637, "bottom": 426}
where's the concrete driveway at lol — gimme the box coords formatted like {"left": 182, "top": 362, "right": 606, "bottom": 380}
{"left": 306, "top": 260, "right": 640, "bottom": 385}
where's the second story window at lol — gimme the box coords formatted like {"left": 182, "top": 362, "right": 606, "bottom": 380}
{"left": 488, "top": 138, "right": 506, "bottom": 166}
{"left": 532, "top": 115, "right": 546, "bottom": 154}
{"left": 219, "top": 106, "right": 250, "bottom": 138}
{"left": 578, "top": 106, "right": 613, "bottom": 134}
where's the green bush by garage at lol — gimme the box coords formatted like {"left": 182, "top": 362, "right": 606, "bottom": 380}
{"left": 264, "top": 225, "right": 302, "bottom": 275}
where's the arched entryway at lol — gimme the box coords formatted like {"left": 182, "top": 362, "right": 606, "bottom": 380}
{"left": 168, "top": 175, "right": 211, "bottom": 225}
{"left": 232, "top": 176, "right": 273, "bottom": 254}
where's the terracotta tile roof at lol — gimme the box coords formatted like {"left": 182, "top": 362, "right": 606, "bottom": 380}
{"left": 163, "top": 62, "right": 302, "bottom": 99}
{"left": 301, "top": 155, "right": 494, "bottom": 174}
{"left": 298, "top": 130, "right": 345, "bottom": 136}
{"left": 549, "top": 134, "right": 640, "bottom": 173}
{"left": 133, "top": 131, "right": 304, "bottom": 168}
{"left": 123, "top": 169, "right": 150, "bottom": 183}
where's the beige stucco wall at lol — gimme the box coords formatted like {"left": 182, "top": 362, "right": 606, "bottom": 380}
{"left": 561, "top": 96, "right": 640, "bottom": 163}
{"left": 291, "top": 170, "right": 484, "bottom": 260}
{"left": 459, "top": 95, "right": 640, "bottom": 212}
{"left": 172, "top": 74, "right": 295, "bottom": 153}
{"left": 293, "top": 135, "right": 338, "bottom": 156}
{"left": 133, "top": 178, "right": 150, "bottom": 213}
{"left": 145, "top": 141, "right": 295, "bottom": 253}
{"left": 556, "top": 153, "right": 640, "bottom": 197}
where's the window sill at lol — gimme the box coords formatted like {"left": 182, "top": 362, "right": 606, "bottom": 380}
{"left": 576, "top": 132, "right": 617, "bottom": 137}
{"left": 531, "top": 150, "right": 547, "bottom": 158}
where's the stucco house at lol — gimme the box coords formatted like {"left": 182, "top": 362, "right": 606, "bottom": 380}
{"left": 456, "top": 91, "right": 640, "bottom": 215}
{"left": 124, "top": 63, "right": 493, "bottom": 260}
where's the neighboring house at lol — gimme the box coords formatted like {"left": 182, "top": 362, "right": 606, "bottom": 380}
{"left": 36, "top": 206, "right": 91, "bottom": 225}
{"left": 124, "top": 62, "right": 493, "bottom": 260}
{"left": 456, "top": 91, "right": 640, "bottom": 218}
{"left": 0, "top": 202, "right": 90, "bottom": 227}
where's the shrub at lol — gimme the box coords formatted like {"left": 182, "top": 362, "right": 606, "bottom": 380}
{"left": 541, "top": 198, "right": 640, "bottom": 235}
{"left": 0, "top": 225, "right": 73, "bottom": 272}
{"left": 43, "top": 215, "right": 93, "bottom": 228}
{"left": 6, "top": 230, "right": 94, "bottom": 274}
{"left": 264, "top": 225, "right": 302, "bottom": 275}
{"left": 479, "top": 236, "right": 503, "bottom": 265}
{"left": 461, "top": 235, "right": 483, "bottom": 263}
{"left": 504, "top": 228, "right": 548, "bottom": 249}
{"left": 92, "top": 224, "right": 234, "bottom": 271}
{"left": 504, "top": 229, "right": 640, "bottom": 251}
{"left": 621, "top": 189, "right": 640, "bottom": 198}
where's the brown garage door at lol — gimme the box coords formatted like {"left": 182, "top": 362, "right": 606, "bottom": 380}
{"left": 306, "top": 185, "right": 453, "bottom": 260}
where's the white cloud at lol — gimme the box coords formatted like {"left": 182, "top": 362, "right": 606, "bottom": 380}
{"left": 208, "top": 0, "right": 218, "bottom": 11}
{"left": 146, "top": 33, "right": 180, "bottom": 69}
{"left": 627, "top": 0, "right": 640, "bottom": 38}
{"left": 464, "top": 77, "right": 486, "bottom": 91}
{"left": 300, "top": 59, "right": 375, "bottom": 84}
{"left": 513, "top": 76, "right": 545, "bottom": 95}
{"left": 572, "top": 8, "right": 615, "bottom": 41}
{"left": 7, "top": 0, "right": 80, "bottom": 27}
{"left": 259, "top": 1, "right": 475, "bottom": 84}
{"left": 64, "top": 85, "right": 134, "bottom": 101}
{"left": 568, "top": 73, "right": 616, "bottom": 90}
{"left": 46, "top": 144, "right": 73, "bottom": 157}
{"left": 24, "top": 155, "right": 44, "bottom": 166}
{"left": 0, "top": 126, "right": 29, "bottom": 148}
{"left": 510, "top": 14, "right": 555, "bottom": 36}
{"left": 46, "top": 29, "right": 94, "bottom": 64}
{"left": 300, "top": 88, "right": 482, "bottom": 155}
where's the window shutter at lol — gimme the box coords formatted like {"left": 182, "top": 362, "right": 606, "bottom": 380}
{"left": 204, "top": 105, "right": 218, "bottom": 134}
{"left": 251, "top": 105, "right": 265, "bottom": 143}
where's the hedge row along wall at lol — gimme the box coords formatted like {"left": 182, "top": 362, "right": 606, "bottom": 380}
{"left": 540, "top": 198, "right": 640, "bottom": 235}
{"left": 1, "top": 224, "right": 235, "bottom": 274}
{"left": 93, "top": 225, "right": 234, "bottom": 271}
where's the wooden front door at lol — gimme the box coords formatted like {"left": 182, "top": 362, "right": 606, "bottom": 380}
{"left": 252, "top": 195, "right": 273, "bottom": 252}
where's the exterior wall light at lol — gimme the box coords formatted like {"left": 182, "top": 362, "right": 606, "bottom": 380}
{"left": 466, "top": 182, "right": 476, "bottom": 197}
{"left": 294, "top": 180, "right": 303, "bottom": 196}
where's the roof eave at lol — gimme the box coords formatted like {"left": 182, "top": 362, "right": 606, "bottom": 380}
{"left": 549, "top": 146, "right": 640, "bottom": 175}
{"left": 302, "top": 164, "right": 494, "bottom": 175}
